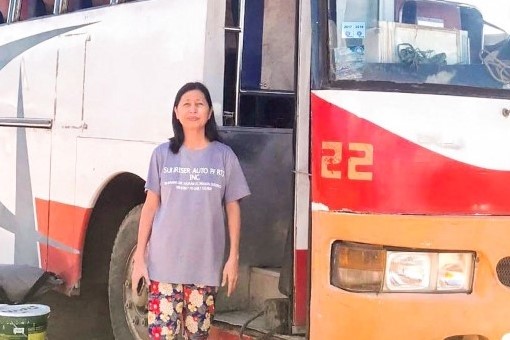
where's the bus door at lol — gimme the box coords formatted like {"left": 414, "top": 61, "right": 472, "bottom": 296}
{"left": 217, "top": 0, "right": 301, "bottom": 335}
{"left": 47, "top": 26, "right": 90, "bottom": 287}
{"left": 0, "top": 10, "right": 57, "bottom": 269}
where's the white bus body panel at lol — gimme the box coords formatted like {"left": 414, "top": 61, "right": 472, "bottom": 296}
{"left": 0, "top": 0, "right": 225, "bottom": 275}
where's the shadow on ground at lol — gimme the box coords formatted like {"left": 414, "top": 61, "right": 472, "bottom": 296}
{"left": 35, "top": 284, "right": 114, "bottom": 340}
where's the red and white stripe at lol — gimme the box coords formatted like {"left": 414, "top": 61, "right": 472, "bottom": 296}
{"left": 311, "top": 90, "right": 510, "bottom": 215}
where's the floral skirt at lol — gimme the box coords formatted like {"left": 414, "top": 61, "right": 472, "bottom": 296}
{"left": 148, "top": 281, "right": 217, "bottom": 340}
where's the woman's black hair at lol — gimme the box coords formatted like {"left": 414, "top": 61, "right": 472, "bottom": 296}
{"left": 169, "top": 82, "right": 221, "bottom": 154}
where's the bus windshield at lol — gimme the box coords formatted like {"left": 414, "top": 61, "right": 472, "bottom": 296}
{"left": 328, "top": 0, "right": 510, "bottom": 92}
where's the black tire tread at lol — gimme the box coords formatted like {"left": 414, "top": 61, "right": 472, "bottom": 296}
{"left": 108, "top": 204, "right": 143, "bottom": 340}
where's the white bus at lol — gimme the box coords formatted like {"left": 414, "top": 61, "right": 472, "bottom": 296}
{"left": 0, "top": 0, "right": 303, "bottom": 339}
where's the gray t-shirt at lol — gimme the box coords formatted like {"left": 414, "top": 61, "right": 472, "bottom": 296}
{"left": 145, "top": 141, "right": 250, "bottom": 286}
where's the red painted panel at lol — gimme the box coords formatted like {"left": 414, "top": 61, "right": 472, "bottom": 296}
{"left": 35, "top": 199, "right": 91, "bottom": 288}
{"left": 311, "top": 94, "right": 510, "bottom": 214}
{"left": 35, "top": 198, "right": 91, "bottom": 249}
{"left": 35, "top": 199, "right": 50, "bottom": 238}
{"left": 39, "top": 244, "right": 81, "bottom": 289}
{"left": 293, "top": 249, "right": 308, "bottom": 327}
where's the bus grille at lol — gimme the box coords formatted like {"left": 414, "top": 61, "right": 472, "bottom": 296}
{"left": 496, "top": 257, "right": 510, "bottom": 287}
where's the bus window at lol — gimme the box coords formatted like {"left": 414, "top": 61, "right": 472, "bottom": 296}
{"left": 225, "top": 0, "right": 239, "bottom": 27}
{"left": 240, "top": 0, "right": 296, "bottom": 128}
{"left": 0, "top": 0, "right": 8, "bottom": 23}
{"left": 238, "top": 94, "right": 294, "bottom": 128}
{"left": 66, "top": 0, "right": 109, "bottom": 12}
{"left": 42, "top": 0, "right": 53, "bottom": 14}
{"left": 223, "top": 0, "right": 240, "bottom": 126}
{"left": 328, "top": 0, "right": 510, "bottom": 91}
{"left": 91, "top": 0, "right": 109, "bottom": 6}
{"left": 241, "top": 0, "right": 296, "bottom": 92}
{"left": 19, "top": 0, "right": 48, "bottom": 20}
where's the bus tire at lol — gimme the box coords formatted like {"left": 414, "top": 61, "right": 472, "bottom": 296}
{"left": 108, "top": 204, "right": 148, "bottom": 340}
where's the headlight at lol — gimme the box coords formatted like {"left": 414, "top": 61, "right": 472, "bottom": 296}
{"left": 331, "top": 242, "right": 475, "bottom": 293}
{"left": 385, "top": 252, "right": 432, "bottom": 291}
{"left": 330, "top": 243, "right": 385, "bottom": 292}
{"left": 436, "top": 253, "right": 474, "bottom": 292}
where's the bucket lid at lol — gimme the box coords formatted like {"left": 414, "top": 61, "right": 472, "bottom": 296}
{"left": 0, "top": 304, "right": 50, "bottom": 317}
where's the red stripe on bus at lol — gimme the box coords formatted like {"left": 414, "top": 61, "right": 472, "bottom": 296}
{"left": 39, "top": 244, "right": 81, "bottom": 290}
{"left": 35, "top": 198, "right": 91, "bottom": 249}
{"left": 294, "top": 249, "right": 308, "bottom": 328}
{"left": 311, "top": 94, "right": 510, "bottom": 214}
{"left": 35, "top": 199, "right": 50, "bottom": 237}
{"left": 35, "top": 199, "right": 91, "bottom": 289}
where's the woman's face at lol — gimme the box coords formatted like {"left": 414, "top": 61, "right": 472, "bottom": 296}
{"left": 174, "top": 89, "right": 212, "bottom": 132}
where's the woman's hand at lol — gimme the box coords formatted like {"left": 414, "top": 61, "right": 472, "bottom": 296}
{"left": 131, "top": 191, "right": 159, "bottom": 296}
{"left": 221, "top": 256, "right": 239, "bottom": 297}
{"left": 131, "top": 255, "right": 150, "bottom": 296}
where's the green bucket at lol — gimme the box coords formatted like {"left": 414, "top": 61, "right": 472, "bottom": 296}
{"left": 0, "top": 304, "right": 50, "bottom": 340}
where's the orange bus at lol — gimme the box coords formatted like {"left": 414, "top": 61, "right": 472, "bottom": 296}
{"left": 309, "top": 0, "right": 510, "bottom": 339}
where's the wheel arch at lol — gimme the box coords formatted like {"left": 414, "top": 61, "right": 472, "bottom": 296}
{"left": 80, "top": 172, "right": 146, "bottom": 289}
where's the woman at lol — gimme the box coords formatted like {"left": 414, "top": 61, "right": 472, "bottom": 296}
{"left": 131, "top": 82, "right": 250, "bottom": 339}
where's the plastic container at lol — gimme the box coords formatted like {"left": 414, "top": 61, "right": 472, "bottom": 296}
{"left": 0, "top": 304, "right": 50, "bottom": 340}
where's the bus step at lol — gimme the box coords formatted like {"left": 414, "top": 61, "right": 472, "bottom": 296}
{"left": 249, "top": 267, "right": 287, "bottom": 311}
{"left": 214, "top": 267, "right": 300, "bottom": 339}
{"left": 213, "top": 311, "right": 305, "bottom": 340}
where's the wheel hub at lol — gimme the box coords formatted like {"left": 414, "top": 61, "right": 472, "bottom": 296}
{"left": 123, "top": 248, "right": 150, "bottom": 340}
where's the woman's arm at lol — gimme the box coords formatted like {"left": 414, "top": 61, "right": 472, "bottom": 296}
{"left": 222, "top": 200, "right": 241, "bottom": 296}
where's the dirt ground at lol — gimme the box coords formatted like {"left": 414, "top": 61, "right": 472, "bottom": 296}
{"left": 36, "top": 284, "right": 114, "bottom": 340}
{"left": 34, "top": 285, "right": 301, "bottom": 340}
